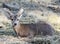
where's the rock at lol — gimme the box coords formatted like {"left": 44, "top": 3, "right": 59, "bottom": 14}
{"left": 51, "top": 0, "right": 60, "bottom": 5}
{"left": 2, "top": 2, "right": 20, "bottom": 11}
{"left": 47, "top": 4, "right": 60, "bottom": 13}
{"left": 21, "top": 2, "right": 40, "bottom": 10}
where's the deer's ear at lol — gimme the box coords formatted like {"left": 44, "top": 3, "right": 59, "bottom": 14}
{"left": 17, "top": 8, "right": 24, "bottom": 16}
{"left": 3, "top": 8, "right": 14, "bottom": 20}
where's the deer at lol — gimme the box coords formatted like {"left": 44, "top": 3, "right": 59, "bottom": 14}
{"left": 3, "top": 8, "right": 54, "bottom": 38}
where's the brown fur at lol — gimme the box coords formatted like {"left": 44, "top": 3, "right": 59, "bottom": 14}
{"left": 13, "top": 21, "right": 54, "bottom": 37}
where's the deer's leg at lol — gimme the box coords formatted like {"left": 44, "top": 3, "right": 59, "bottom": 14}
{"left": 13, "top": 28, "right": 18, "bottom": 37}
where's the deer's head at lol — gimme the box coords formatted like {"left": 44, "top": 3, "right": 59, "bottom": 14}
{"left": 4, "top": 8, "right": 24, "bottom": 27}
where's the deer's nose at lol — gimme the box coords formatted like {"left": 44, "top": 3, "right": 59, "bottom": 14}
{"left": 11, "top": 19, "right": 13, "bottom": 21}
{"left": 13, "top": 23, "right": 17, "bottom": 27}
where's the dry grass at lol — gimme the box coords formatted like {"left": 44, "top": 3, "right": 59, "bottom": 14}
{"left": 0, "top": 0, "right": 60, "bottom": 44}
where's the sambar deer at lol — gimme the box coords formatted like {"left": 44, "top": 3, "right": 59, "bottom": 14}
{"left": 4, "top": 8, "right": 54, "bottom": 37}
